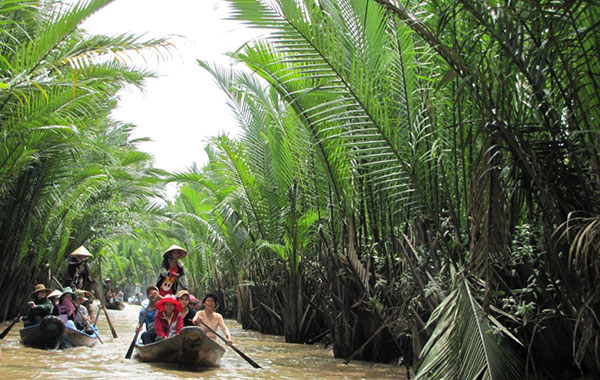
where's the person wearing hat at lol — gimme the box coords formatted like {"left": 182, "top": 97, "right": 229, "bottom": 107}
{"left": 153, "top": 295, "right": 184, "bottom": 341}
{"left": 104, "top": 278, "right": 115, "bottom": 304}
{"left": 47, "top": 289, "right": 62, "bottom": 316}
{"left": 189, "top": 294, "right": 200, "bottom": 309}
{"left": 74, "top": 290, "right": 95, "bottom": 335}
{"left": 176, "top": 289, "right": 196, "bottom": 327}
{"left": 24, "top": 284, "right": 54, "bottom": 326}
{"left": 64, "top": 246, "right": 95, "bottom": 291}
{"left": 57, "top": 287, "right": 77, "bottom": 323}
{"left": 156, "top": 244, "right": 189, "bottom": 297}
{"left": 81, "top": 289, "right": 95, "bottom": 321}
{"left": 192, "top": 293, "right": 233, "bottom": 346}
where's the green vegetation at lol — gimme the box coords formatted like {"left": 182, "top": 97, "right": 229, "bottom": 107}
{"left": 1, "top": 1, "right": 599, "bottom": 379}
{"left": 0, "top": 0, "right": 171, "bottom": 318}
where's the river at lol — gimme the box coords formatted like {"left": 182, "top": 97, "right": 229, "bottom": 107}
{"left": 0, "top": 304, "right": 407, "bottom": 379}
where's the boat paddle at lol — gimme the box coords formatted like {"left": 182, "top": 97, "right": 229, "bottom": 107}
{"left": 172, "top": 279, "right": 261, "bottom": 367}
{"left": 125, "top": 306, "right": 150, "bottom": 359}
{"left": 74, "top": 304, "right": 103, "bottom": 344}
{"left": 0, "top": 313, "right": 21, "bottom": 339}
{"left": 93, "top": 303, "right": 101, "bottom": 326}
{"left": 197, "top": 320, "right": 262, "bottom": 369}
{"left": 85, "top": 262, "right": 118, "bottom": 338}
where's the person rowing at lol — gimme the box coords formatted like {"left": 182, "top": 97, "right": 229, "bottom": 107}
{"left": 73, "top": 290, "right": 96, "bottom": 335}
{"left": 137, "top": 286, "right": 162, "bottom": 344}
{"left": 64, "top": 246, "right": 95, "bottom": 291}
{"left": 192, "top": 293, "right": 232, "bottom": 346}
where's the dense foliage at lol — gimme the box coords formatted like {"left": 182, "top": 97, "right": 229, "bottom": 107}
{"left": 2, "top": 1, "right": 600, "bottom": 379}
{"left": 170, "top": 1, "right": 600, "bottom": 379}
{"left": 0, "top": 0, "right": 170, "bottom": 319}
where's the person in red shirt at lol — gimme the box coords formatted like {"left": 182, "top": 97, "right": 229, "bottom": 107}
{"left": 156, "top": 245, "right": 188, "bottom": 297}
{"left": 154, "top": 295, "right": 183, "bottom": 341}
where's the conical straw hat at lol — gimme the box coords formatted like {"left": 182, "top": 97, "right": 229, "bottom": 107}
{"left": 70, "top": 246, "right": 92, "bottom": 257}
{"left": 163, "top": 244, "right": 188, "bottom": 259}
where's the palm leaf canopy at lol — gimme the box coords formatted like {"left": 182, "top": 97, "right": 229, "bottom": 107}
{"left": 228, "top": 0, "right": 435, "bottom": 216}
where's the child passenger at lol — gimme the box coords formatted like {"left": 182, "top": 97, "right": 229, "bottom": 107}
{"left": 156, "top": 245, "right": 188, "bottom": 297}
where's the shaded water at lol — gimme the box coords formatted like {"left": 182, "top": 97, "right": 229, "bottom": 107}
{"left": 0, "top": 304, "right": 407, "bottom": 379}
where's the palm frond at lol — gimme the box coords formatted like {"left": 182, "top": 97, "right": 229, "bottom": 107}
{"left": 416, "top": 275, "right": 524, "bottom": 380}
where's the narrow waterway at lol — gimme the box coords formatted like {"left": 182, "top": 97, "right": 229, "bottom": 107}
{"left": 0, "top": 304, "right": 407, "bottom": 379}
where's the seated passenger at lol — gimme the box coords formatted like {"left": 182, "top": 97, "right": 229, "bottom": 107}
{"left": 74, "top": 290, "right": 95, "bottom": 335}
{"left": 47, "top": 289, "right": 62, "bottom": 316}
{"left": 81, "top": 290, "right": 95, "bottom": 321}
{"left": 154, "top": 295, "right": 183, "bottom": 341}
{"left": 57, "top": 287, "right": 77, "bottom": 323}
{"left": 189, "top": 294, "right": 200, "bottom": 310}
{"left": 138, "top": 286, "right": 161, "bottom": 344}
{"left": 104, "top": 278, "right": 115, "bottom": 304}
{"left": 25, "top": 284, "right": 54, "bottom": 327}
{"left": 176, "top": 290, "right": 195, "bottom": 327}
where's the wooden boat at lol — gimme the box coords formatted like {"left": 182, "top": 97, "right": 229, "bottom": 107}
{"left": 135, "top": 326, "right": 226, "bottom": 367}
{"left": 19, "top": 315, "right": 99, "bottom": 349}
{"left": 106, "top": 301, "right": 125, "bottom": 310}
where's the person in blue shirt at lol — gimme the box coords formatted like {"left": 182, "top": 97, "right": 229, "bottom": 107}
{"left": 137, "top": 285, "right": 162, "bottom": 344}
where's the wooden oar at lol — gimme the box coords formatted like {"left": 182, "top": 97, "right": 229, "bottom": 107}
{"left": 85, "top": 262, "right": 118, "bottom": 338}
{"left": 0, "top": 313, "right": 21, "bottom": 339}
{"left": 93, "top": 303, "right": 101, "bottom": 326}
{"left": 172, "top": 279, "right": 260, "bottom": 367}
{"left": 125, "top": 306, "right": 151, "bottom": 359}
{"left": 197, "top": 320, "right": 262, "bottom": 369}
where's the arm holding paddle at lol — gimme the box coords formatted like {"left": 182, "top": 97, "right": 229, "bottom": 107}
{"left": 193, "top": 315, "right": 262, "bottom": 369}
{"left": 193, "top": 312, "right": 232, "bottom": 345}
{"left": 191, "top": 293, "right": 261, "bottom": 369}
{"left": 84, "top": 261, "right": 118, "bottom": 338}
{"left": 125, "top": 306, "right": 150, "bottom": 359}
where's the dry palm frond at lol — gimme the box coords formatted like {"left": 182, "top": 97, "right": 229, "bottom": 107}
{"left": 557, "top": 212, "right": 600, "bottom": 276}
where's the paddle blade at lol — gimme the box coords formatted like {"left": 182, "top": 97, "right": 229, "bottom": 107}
{"left": 231, "top": 344, "right": 262, "bottom": 369}
{"left": 125, "top": 332, "right": 140, "bottom": 359}
{"left": 125, "top": 343, "right": 135, "bottom": 359}
{"left": 0, "top": 314, "right": 21, "bottom": 339}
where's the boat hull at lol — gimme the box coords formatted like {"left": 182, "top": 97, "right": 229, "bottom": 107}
{"left": 135, "top": 326, "right": 225, "bottom": 367}
{"left": 19, "top": 316, "right": 99, "bottom": 349}
{"left": 106, "top": 301, "right": 125, "bottom": 310}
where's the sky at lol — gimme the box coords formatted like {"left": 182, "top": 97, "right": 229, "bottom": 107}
{"left": 81, "top": 0, "right": 261, "bottom": 173}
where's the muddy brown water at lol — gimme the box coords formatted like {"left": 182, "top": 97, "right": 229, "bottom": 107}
{"left": 0, "top": 304, "right": 407, "bottom": 379}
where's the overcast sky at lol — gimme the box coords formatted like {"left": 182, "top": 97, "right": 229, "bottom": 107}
{"left": 82, "top": 0, "right": 260, "bottom": 172}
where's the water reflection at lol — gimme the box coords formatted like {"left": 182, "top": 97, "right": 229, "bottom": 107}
{"left": 0, "top": 305, "right": 406, "bottom": 379}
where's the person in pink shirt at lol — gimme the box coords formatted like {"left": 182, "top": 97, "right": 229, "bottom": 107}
{"left": 153, "top": 295, "right": 183, "bottom": 341}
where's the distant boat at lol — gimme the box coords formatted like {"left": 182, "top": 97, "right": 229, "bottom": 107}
{"left": 135, "top": 326, "right": 225, "bottom": 367}
{"left": 19, "top": 316, "right": 99, "bottom": 349}
{"left": 106, "top": 301, "right": 125, "bottom": 310}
